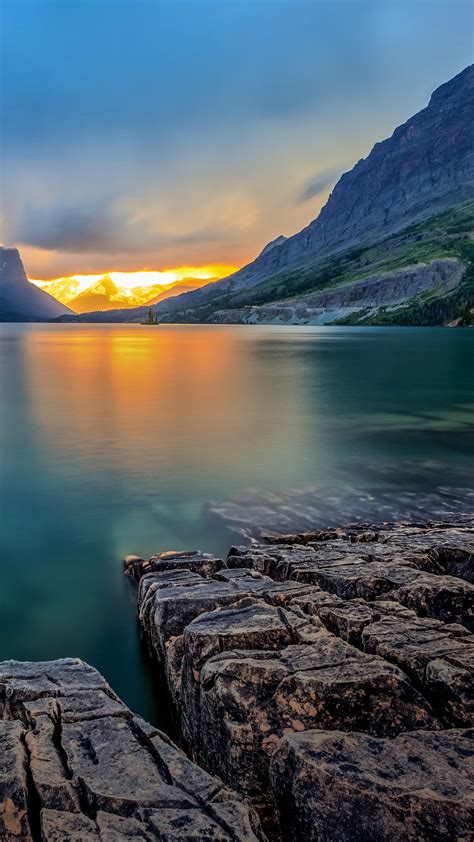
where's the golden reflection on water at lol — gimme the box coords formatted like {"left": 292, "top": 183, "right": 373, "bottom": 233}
{"left": 3, "top": 323, "right": 474, "bottom": 725}
{"left": 21, "top": 325, "right": 313, "bottom": 482}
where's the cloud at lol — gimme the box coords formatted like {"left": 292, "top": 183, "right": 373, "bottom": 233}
{"left": 12, "top": 199, "right": 225, "bottom": 255}
{"left": 297, "top": 166, "right": 343, "bottom": 204}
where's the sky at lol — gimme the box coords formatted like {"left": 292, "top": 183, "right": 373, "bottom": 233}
{"left": 1, "top": 0, "right": 473, "bottom": 280}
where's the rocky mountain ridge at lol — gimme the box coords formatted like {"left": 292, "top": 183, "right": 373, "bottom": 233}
{"left": 57, "top": 65, "right": 474, "bottom": 326}
{"left": 227, "top": 63, "right": 474, "bottom": 290}
{"left": 4, "top": 66, "right": 473, "bottom": 325}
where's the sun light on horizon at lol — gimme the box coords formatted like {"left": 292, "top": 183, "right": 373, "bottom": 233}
{"left": 29, "top": 264, "right": 238, "bottom": 311}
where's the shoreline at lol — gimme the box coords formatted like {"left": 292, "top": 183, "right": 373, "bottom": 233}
{"left": 123, "top": 515, "right": 473, "bottom": 839}
{"left": 2, "top": 515, "right": 473, "bottom": 840}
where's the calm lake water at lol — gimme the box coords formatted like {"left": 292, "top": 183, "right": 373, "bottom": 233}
{"left": 0, "top": 323, "right": 473, "bottom": 723}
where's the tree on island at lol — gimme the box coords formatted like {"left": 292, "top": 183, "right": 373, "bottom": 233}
{"left": 144, "top": 307, "right": 158, "bottom": 325}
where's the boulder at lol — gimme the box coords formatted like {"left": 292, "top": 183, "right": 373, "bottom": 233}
{"left": 270, "top": 728, "right": 474, "bottom": 841}
{"left": 0, "top": 659, "right": 264, "bottom": 841}
{"left": 124, "top": 550, "right": 222, "bottom": 583}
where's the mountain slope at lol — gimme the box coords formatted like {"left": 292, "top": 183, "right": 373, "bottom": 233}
{"left": 0, "top": 248, "right": 73, "bottom": 320}
{"left": 66, "top": 276, "right": 170, "bottom": 312}
{"left": 206, "top": 203, "right": 474, "bottom": 326}
{"left": 58, "top": 65, "right": 474, "bottom": 326}
{"left": 146, "top": 277, "right": 218, "bottom": 305}
{"left": 224, "top": 63, "right": 474, "bottom": 292}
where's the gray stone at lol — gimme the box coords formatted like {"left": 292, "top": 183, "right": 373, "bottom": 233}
{"left": 131, "top": 516, "right": 474, "bottom": 838}
{"left": 270, "top": 728, "right": 474, "bottom": 841}
{"left": 0, "top": 721, "right": 31, "bottom": 841}
{"left": 0, "top": 659, "right": 264, "bottom": 841}
{"left": 124, "top": 550, "right": 222, "bottom": 583}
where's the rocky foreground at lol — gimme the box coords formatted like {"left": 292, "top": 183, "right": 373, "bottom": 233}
{"left": 2, "top": 518, "right": 473, "bottom": 841}
{"left": 0, "top": 659, "right": 263, "bottom": 840}
{"left": 124, "top": 516, "right": 474, "bottom": 840}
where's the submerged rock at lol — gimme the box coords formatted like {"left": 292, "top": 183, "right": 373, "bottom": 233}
{"left": 206, "top": 485, "right": 474, "bottom": 541}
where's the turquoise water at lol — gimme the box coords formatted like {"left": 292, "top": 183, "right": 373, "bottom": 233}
{"left": 0, "top": 323, "right": 473, "bottom": 722}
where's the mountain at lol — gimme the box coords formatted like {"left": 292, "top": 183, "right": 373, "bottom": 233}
{"left": 0, "top": 248, "right": 73, "bottom": 320}
{"left": 65, "top": 275, "right": 218, "bottom": 312}
{"left": 32, "top": 274, "right": 219, "bottom": 314}
{"left": 67, "top": 275, "right": 122, "bottom": 312}
{"left": 146, "top": 277, "right": 218, "bottom": 305}
{"left": 58, "top": 65, "right": 474, "bottom": 326}
{"left": 65, "top": 276, "right": 171, "bottom": 312}
{"left": 220, "top": 64, "right": 474, "bottom": 291}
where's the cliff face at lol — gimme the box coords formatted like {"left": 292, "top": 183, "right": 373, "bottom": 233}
{"left": 223, "top": 256, "right": 467, "bottom": 326}
{"left": 0, "top": 248, "right": 73, "bottom": 320}
{"left": 226, "top": 64, "right": 474, "bottom": 291}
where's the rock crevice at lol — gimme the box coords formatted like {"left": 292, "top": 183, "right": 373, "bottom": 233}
{"left": 0, "top": 659, "right": 264, "bottom": 840}
{"left": 128, "top": 516, "right": 474, "bottom": 840}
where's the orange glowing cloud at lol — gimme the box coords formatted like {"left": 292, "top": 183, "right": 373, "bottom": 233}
{"left": 29, "top": 265, "right": 237, "bottom": 313}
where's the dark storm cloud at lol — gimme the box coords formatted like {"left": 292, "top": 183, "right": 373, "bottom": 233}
{"left": 297, "top": 167, "right": 344, "bottom": 205}
{"left": 15, "top": 201, "right": 136, "bottom": 253}
{"left": 13, "top": 200, "right": 224, "bottom": 254}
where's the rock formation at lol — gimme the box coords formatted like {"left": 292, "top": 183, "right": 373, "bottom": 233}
{"left": 2, "top": 519, "right": 472, "bottom": 839}
{"left": 127, "top": 515, "right": 474, "bottom": 840}
{"left": 222, "top": 65, "right": 474, "bottom": 289}
{"left": 0, "top": 248, "right": 72, "bottom": 320}
{"left": 0, "top": 658, "right": 263, "bottom": 840}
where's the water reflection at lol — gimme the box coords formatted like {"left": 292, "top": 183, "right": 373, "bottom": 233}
{"left": 21, "top": 325, "right": 319, "bottom": 485}
{"left": 0, "top": 323, "right": 473, "bottom": 722}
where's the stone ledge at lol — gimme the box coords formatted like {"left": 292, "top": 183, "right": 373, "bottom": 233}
{"left": 270, "top": 728, "right": 474, "bottom": 842}
{"left": 0, "top": 658, "right": 264, "bottom": 841}
{"left": 130, "top": 517, "right": 474, "bottom": 839}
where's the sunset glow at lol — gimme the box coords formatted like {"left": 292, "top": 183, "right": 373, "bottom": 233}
{"left": 29, "top": 265, "right": 238, "bottom": 312}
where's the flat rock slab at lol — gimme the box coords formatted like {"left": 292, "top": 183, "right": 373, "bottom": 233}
{"left": 227, "top": 536, "right": 474, "bottom": 629}
{"left": 270, "top": 728, "right": 474, "bottom": 841}
{"left": 124, "top": 550, "right": 223, "bottom": 582}
{"left": 195, "top": 631, "right": 438, "bottom": 795}
{"left": 131, "top": 517, "right": 474, "bottom": 839}
{"left": 0, "top": 659, "right": 263, "bottom": 841}
{"left": 292, "top": 591, "right": 474, "bottom": 725}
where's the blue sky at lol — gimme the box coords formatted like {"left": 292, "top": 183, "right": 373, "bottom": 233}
{"left": 1, "top": 0, "right": 472, "bottom": 277}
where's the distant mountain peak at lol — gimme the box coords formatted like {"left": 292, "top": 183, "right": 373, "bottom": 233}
{"left": 0, "top": 247, "right": 73, "bottom": 320}
{"left": 259, "top": 235, "right": 287, "bottom": 257}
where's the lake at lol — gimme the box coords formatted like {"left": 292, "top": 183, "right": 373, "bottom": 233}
{"left": 0, "top": 323, "right": 473, "bottom": 723}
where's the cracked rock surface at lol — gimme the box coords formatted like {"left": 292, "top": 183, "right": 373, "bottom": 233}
{"left": 134, "top": 516, "right": 474, "bottom": 840}
{"left": 270, "top": 728, "right": 474, "bottom": 842}
{"left": 0, "top": 659, "right": 263, "bottom": 841}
